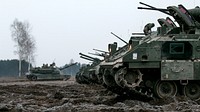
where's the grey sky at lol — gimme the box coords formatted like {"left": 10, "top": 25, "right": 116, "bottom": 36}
{"left": 0, "top": 0, "right": 199, "bottom": 67}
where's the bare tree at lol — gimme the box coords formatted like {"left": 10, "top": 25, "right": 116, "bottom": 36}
{"left": 10, "top": 18, "right": 36, "bottom": 77}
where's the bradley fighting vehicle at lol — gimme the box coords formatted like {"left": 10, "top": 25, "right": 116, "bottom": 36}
{"left": 76, "top": 32, "right": 129, "bottom": 85}
{"left": 100, "top": 2, "right": 200, "bottom": 100}
{"left": 75, "top": 51, "right": 106, "bottom": 84}
{"left": 26, "top": 62, "right": 76, "bottom": 81}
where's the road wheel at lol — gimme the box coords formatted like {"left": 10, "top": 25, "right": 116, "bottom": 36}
{"left": 154, "top": 80, "right": 177, "bottom": 98}
{"left": 31, "top": 75, "right": 37, "bottom": 81}
{"left": 115, "top": 68, "right": 143, "bottom": 89}
{"left": 26, "top": 75, "right": 31, "bottom": 80}
{"left": 103, "top": 69, "right": 117, "bottom": 87}
{"left": 183, "top": 82, "right": 200, "bottom": 101}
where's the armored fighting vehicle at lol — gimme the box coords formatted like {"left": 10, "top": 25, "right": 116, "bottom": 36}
{"left": 26, "top": 62, "right": 76, "bottom": 81}
{"left": 76, "top": 52, "right": 106, "bottom": 84}
{"left": 100, "top": 2, "right": 200, "bottom": 100}
{"left": 76, "top": 33, "right": 128, "bottom": 85}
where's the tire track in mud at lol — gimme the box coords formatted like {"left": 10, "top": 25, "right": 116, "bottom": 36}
{"left": 0, "top": 78, "right": 199, "bottom": 111}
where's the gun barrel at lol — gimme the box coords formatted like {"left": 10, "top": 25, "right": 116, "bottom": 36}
{"left": 59, "top": 63, "right": 77, "bottom": 70}
{"left": 88, "top": 52, "right": 105, "bottom": 57}
{"left": 79, "top": 53, "right": 95, "bottom": 59}
{"left": 111, "top": 32, "right": 128, "bottom": 44}
{"left": 138, "top": 2, "right": 170, "bottom": 15}
{"left": 139, "top": 2, "right": 156, "bottom": 9}
{"left": 79, "top": 53, "right": 100, "bottom": 61}
{"left": 138, "top": 7, "right": 168, "bottom": 11}
{"left": 93, "top": 49, "right": 108, "bottom": 53}
{"left": 80, "top": 56, "right": 94, "bottom": 62}
{"left": 132, "top": 33, "right": 145, "bottom": 35}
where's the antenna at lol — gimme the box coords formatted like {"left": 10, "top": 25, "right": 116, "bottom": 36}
{"left": 111, "top": 32, "right": 128, "bottom": 44}
{"left": 53, "top": 58, "right": 56, "bottom": 63}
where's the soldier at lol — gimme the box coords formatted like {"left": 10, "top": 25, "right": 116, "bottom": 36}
{"left": 50, "top": 62, "right": 56, "bottom": 68}
{"left": 143, "top": 23, "right": 155, "bottom": 35}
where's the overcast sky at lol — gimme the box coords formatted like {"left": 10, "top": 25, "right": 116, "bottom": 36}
{"left": 0, "top": 0, "right": 199, "bottom": 67}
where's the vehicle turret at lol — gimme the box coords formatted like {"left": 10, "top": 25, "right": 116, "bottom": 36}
{"left": 138, "top": 2, "right": 200, "bottom": 34}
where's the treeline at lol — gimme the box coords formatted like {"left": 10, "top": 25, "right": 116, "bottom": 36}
{"left": 0, "top": 59, "right": 29, "bottom": 77}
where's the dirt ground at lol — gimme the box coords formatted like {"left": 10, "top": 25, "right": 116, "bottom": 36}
{"left": 0, "top": 77, "right": 200, "bottom": 112}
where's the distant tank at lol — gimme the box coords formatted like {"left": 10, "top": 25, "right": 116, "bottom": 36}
{"left": 100, "top": 2, "right": 200, "bottom": 101}
{"left": 26, "top": 62, "right": 76, "bottom": 81}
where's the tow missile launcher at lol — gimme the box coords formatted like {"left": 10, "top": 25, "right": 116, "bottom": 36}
{"left": 100, "top": 2, "right": 200, "bottom": 100}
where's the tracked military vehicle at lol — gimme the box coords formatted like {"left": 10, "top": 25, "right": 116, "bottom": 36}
{"left": 26, "top": 62, "right": 76, "bottom": 81}
{"left": 101, "top": 2, "right": 200, "bottom": 100}
{"left": 75, "top": 51, "right": 107, "bottom": 84}
{"left": 76, "top": 32, "right": 129, "bottom": 85}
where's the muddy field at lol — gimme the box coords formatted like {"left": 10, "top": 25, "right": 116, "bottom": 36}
{"left": 0, "top": 77, "right": 200, "bottom": 112}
